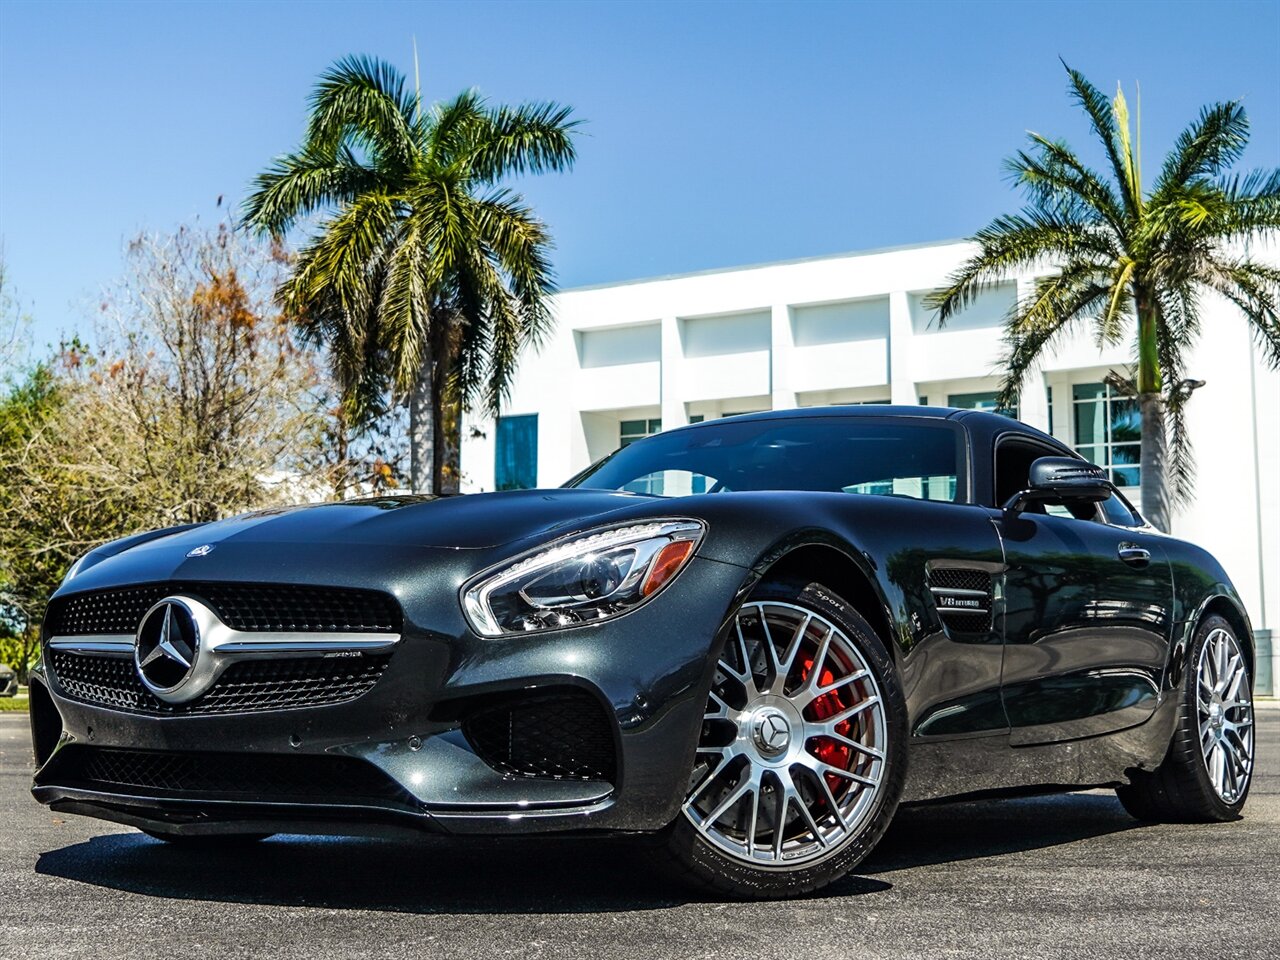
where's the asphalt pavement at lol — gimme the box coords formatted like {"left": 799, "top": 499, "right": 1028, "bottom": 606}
{"left": 1, "top": 708, "right": 1276, "bottom": 959}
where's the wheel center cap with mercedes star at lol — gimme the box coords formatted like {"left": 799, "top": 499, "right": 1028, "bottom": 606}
{"left": 751, "top": 708, "right": 792, "bottom": 756}
{"left": 29, "top": 408, "right": 1257, "bottom": 898}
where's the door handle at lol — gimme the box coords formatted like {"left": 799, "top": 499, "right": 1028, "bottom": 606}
{"left": 1117, "top": 543, "right": 1151, "bottom": 567}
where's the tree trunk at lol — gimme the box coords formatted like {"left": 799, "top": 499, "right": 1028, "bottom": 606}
{"left": 1139, "top": 392, "right": 1170, "bottom": 532}
{"left": 408, "top": 338, "right": 435, "bottom": 495}
{"left": 432, "top": 325, "right": 462, "bottom": 495}
{"left": 434, "top": 390, "right": 462, "bottom": 495}
{"left": 1134, "top": 290, "right": 1169, "bottom": 531}
{"left": 332, "top": 405, "right": 350, "bottom": 500}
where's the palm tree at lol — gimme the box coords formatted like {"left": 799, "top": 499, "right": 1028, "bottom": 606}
{"left": 243, "top": 56, "right": 578, "bottom": 493}
{"left": 928, "top": 63, "right": 1279, "bottom": 531}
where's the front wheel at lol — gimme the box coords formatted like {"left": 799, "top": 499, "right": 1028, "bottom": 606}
{"left": 1116, "top": 614, "right": 1255, "bottom": 822}
{"left": 653, "top": 578, "right": 907, "bottom": 899}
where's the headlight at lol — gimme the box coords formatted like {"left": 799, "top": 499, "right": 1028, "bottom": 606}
{"left": 462, "top": 520, "right": 705, "bottom": 637}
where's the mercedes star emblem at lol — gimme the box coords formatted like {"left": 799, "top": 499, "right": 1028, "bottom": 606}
{"left": 135, "top": 598, "right": 201, "bottom": 698}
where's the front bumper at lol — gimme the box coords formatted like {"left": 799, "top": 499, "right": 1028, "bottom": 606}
{"left": 31, "top": 555, "right": 748, "bottom": 837}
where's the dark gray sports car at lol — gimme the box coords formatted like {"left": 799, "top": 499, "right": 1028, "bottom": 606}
{"left": 29, "top": 407, "right": 1256, "bottom": 897}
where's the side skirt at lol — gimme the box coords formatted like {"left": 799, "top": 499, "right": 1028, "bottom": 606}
{"left": 901, "top": 695, "right": 1179, "bottom": 804}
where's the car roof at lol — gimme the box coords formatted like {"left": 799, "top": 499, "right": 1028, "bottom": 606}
{"left": 671, "top": 404, "right": 1056, "bottom": 440}
{"left": 668, "top": 404, "right": 1074, "bottom": 468}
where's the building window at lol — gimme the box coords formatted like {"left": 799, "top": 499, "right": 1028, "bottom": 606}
{"left": 1046, "top": 385, "right": 1054, "bottom": 436}
{"left": 618, "top": 418, "right": 662, "bottom": 492}
{"left": 495, "top": 414, "right": 538, "bottom": 491}
{"left": 1072, "top": 382, "right": 1140, "bottom": 487}
{"left": 948, "top": 391, "right": 1018, "bottom": 419}
{"left": 620, "top": 418, "right": 662, "bottom": 447}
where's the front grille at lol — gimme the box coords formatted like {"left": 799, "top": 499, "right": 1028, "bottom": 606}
{"left": 49, "top": 649, "right": 390, "bottom": 716}
{"left": 47, "top": 582, "right": 401, "bottom": 637}
{"left": 463, "top": 689, "right": 616, "bottom": 783}
{"left": 45, "top": 746, "right": 415, "bottom": 807}
{"left": 928, "top": 567, "right": 994, "bottom": 633}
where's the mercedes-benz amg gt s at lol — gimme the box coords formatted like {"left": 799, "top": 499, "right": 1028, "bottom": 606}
{"left": 29, "top": 408, "right": 1256, "bottom": 898}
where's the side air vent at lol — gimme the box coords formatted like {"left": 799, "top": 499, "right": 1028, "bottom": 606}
{"left": 927, "top": 567, "right": 994, "bottom": 634}
{"left": 461, "top": 689, "right": 617, "bottom": 783}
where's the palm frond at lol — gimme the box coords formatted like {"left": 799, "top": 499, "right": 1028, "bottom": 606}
{"left": 1155, "top": 101, "right": 1249, "bottom": 193}
{"left": 281, "top": 191, "right": 396, "bottom": 321}
{"left": 1200, "top": 256, "right": 1280, "bottom": 367}
{"left": 1008, "top": 135, "right": 1126, "bottom": 231}
{"left": 1111, "top": 84, "right": 1143, "bottom": 213}
{"left": 995, "top": 267, "right": 1112, "bottom": 409}
{"left": 1153, "top": 284, "right": 1200, "bottom": 505}
{"left": 463, "top": 102, "right": 580, "bottom": 183}
{"left": 1196, "top": 168, "right": 1280, "bottom": 240}
{"left": 473, "top": 189, "right": 557, "bottom": 343}
{"left": 241, "top": 144, "right": 380, "bottom": 236}
{"left": 378, "top": 223, "right": 432, "bottom": 393}
{"left": 1061, "top": 62, "right": 1137, "bottom": 218}
{"left": 425, "top": 89, "right": 489, "bottom": 167}
{"left": 926, "top": 209, "right": 1113, "bottom": 325}
{"left": 305, "top": 55, "right": 418, "bottom": 171}
{"left": 1096, "top": 257, "right": 1135, "bottom": 347}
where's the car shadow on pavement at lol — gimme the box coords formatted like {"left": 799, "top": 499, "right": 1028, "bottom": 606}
{"left": 860, "top": 790, "right": 1147, "bottom": 875}
{"left": 33, "top": 792, "right": 1143, "bottom": 913}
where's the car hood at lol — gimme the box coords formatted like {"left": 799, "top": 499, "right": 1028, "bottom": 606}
{"left": 143, "top": 489, "right": 655, "bottom": 553}
{"left": 54, "top": 489, "right": 668, "bottom": 600}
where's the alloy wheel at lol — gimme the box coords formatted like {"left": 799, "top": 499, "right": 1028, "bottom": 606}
{"left": 682, "top": 601, "right": 887, "bottom": 868}
{"left": 1197, "top": 627, "right": 1254, "bottom": 804}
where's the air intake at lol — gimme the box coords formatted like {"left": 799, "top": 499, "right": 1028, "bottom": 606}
{"left": 462, "top": 689, "right": 617, "bottom": 783}
{"left": 47, "top": 582, "right": 401, "bottom": 636}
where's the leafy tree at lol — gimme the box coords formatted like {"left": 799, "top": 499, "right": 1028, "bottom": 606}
{"left": 928, "top": 64, "right": 1280, "bottom": 531}
{"left": 0, "top": 365, "right": 62, "bottom": 677}
{"left": 0, "top": 222, "right": 374, "bottom": 678}
{"left": 0, "top": 256, "right": 30, "bottom": 373}
{"left": 243, "top": 55, "right": 579, "bottom": 493}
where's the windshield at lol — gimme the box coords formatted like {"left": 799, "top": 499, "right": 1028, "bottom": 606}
{"left": 569, "top": 416, "right": 963, "bottom": 501}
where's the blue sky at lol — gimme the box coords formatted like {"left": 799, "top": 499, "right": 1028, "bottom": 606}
{"left": 2, "top": 0, "right": 1278, "bottom": 355}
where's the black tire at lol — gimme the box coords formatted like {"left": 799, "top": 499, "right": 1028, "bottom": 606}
{"left": 1116, "top": 614, "right": 1254, "bottom": 823}
{"left": 142, "top": 829, "right": 273, "bottom": 847}
{"left": 651, "top": 577, "right": 908, "bottom": 899}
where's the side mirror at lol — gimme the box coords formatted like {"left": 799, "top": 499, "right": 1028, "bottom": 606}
{"left": 1003, "top": 456, "right": 1111, "bottom": 514}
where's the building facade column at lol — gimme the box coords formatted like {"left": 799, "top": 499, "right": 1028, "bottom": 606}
{"left": 888, "top": 290, "right": 917, "bottom": 405}
{"left": 771, "top": 303, "right": 796, "bottom": 411}
{"left": 660, "top": 314, "right": 687, "bottom": 430}
{"left": 1014, "top": 278, "right": 1050, "bottom": 432}
{"left": 1018, "top": 372, "right": 1050, "bottom": 432}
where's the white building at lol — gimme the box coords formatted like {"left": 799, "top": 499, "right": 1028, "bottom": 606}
{"left": 460, "top": 237, "right": 1279, "bottom": 693}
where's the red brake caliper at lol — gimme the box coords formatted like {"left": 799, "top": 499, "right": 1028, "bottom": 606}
{"left": 800, "top": 655, "right": 853, "bottom": 797}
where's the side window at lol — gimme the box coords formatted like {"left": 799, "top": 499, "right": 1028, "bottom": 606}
{"left": 1100, "top": 489, "right": 1142, "bottom": 528}
{"left": 994, "top": 438, "right": 1060, "bottom": 506}
{"left": 994, "top": 437, "right": 1097, "bottom": 521}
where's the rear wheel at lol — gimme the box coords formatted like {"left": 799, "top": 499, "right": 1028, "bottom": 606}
{"left": 1116, "top": 615, "right": 1255, "bottom": 822}
{"left": 654, "top": 578, "right": 906, "bottom": 898}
